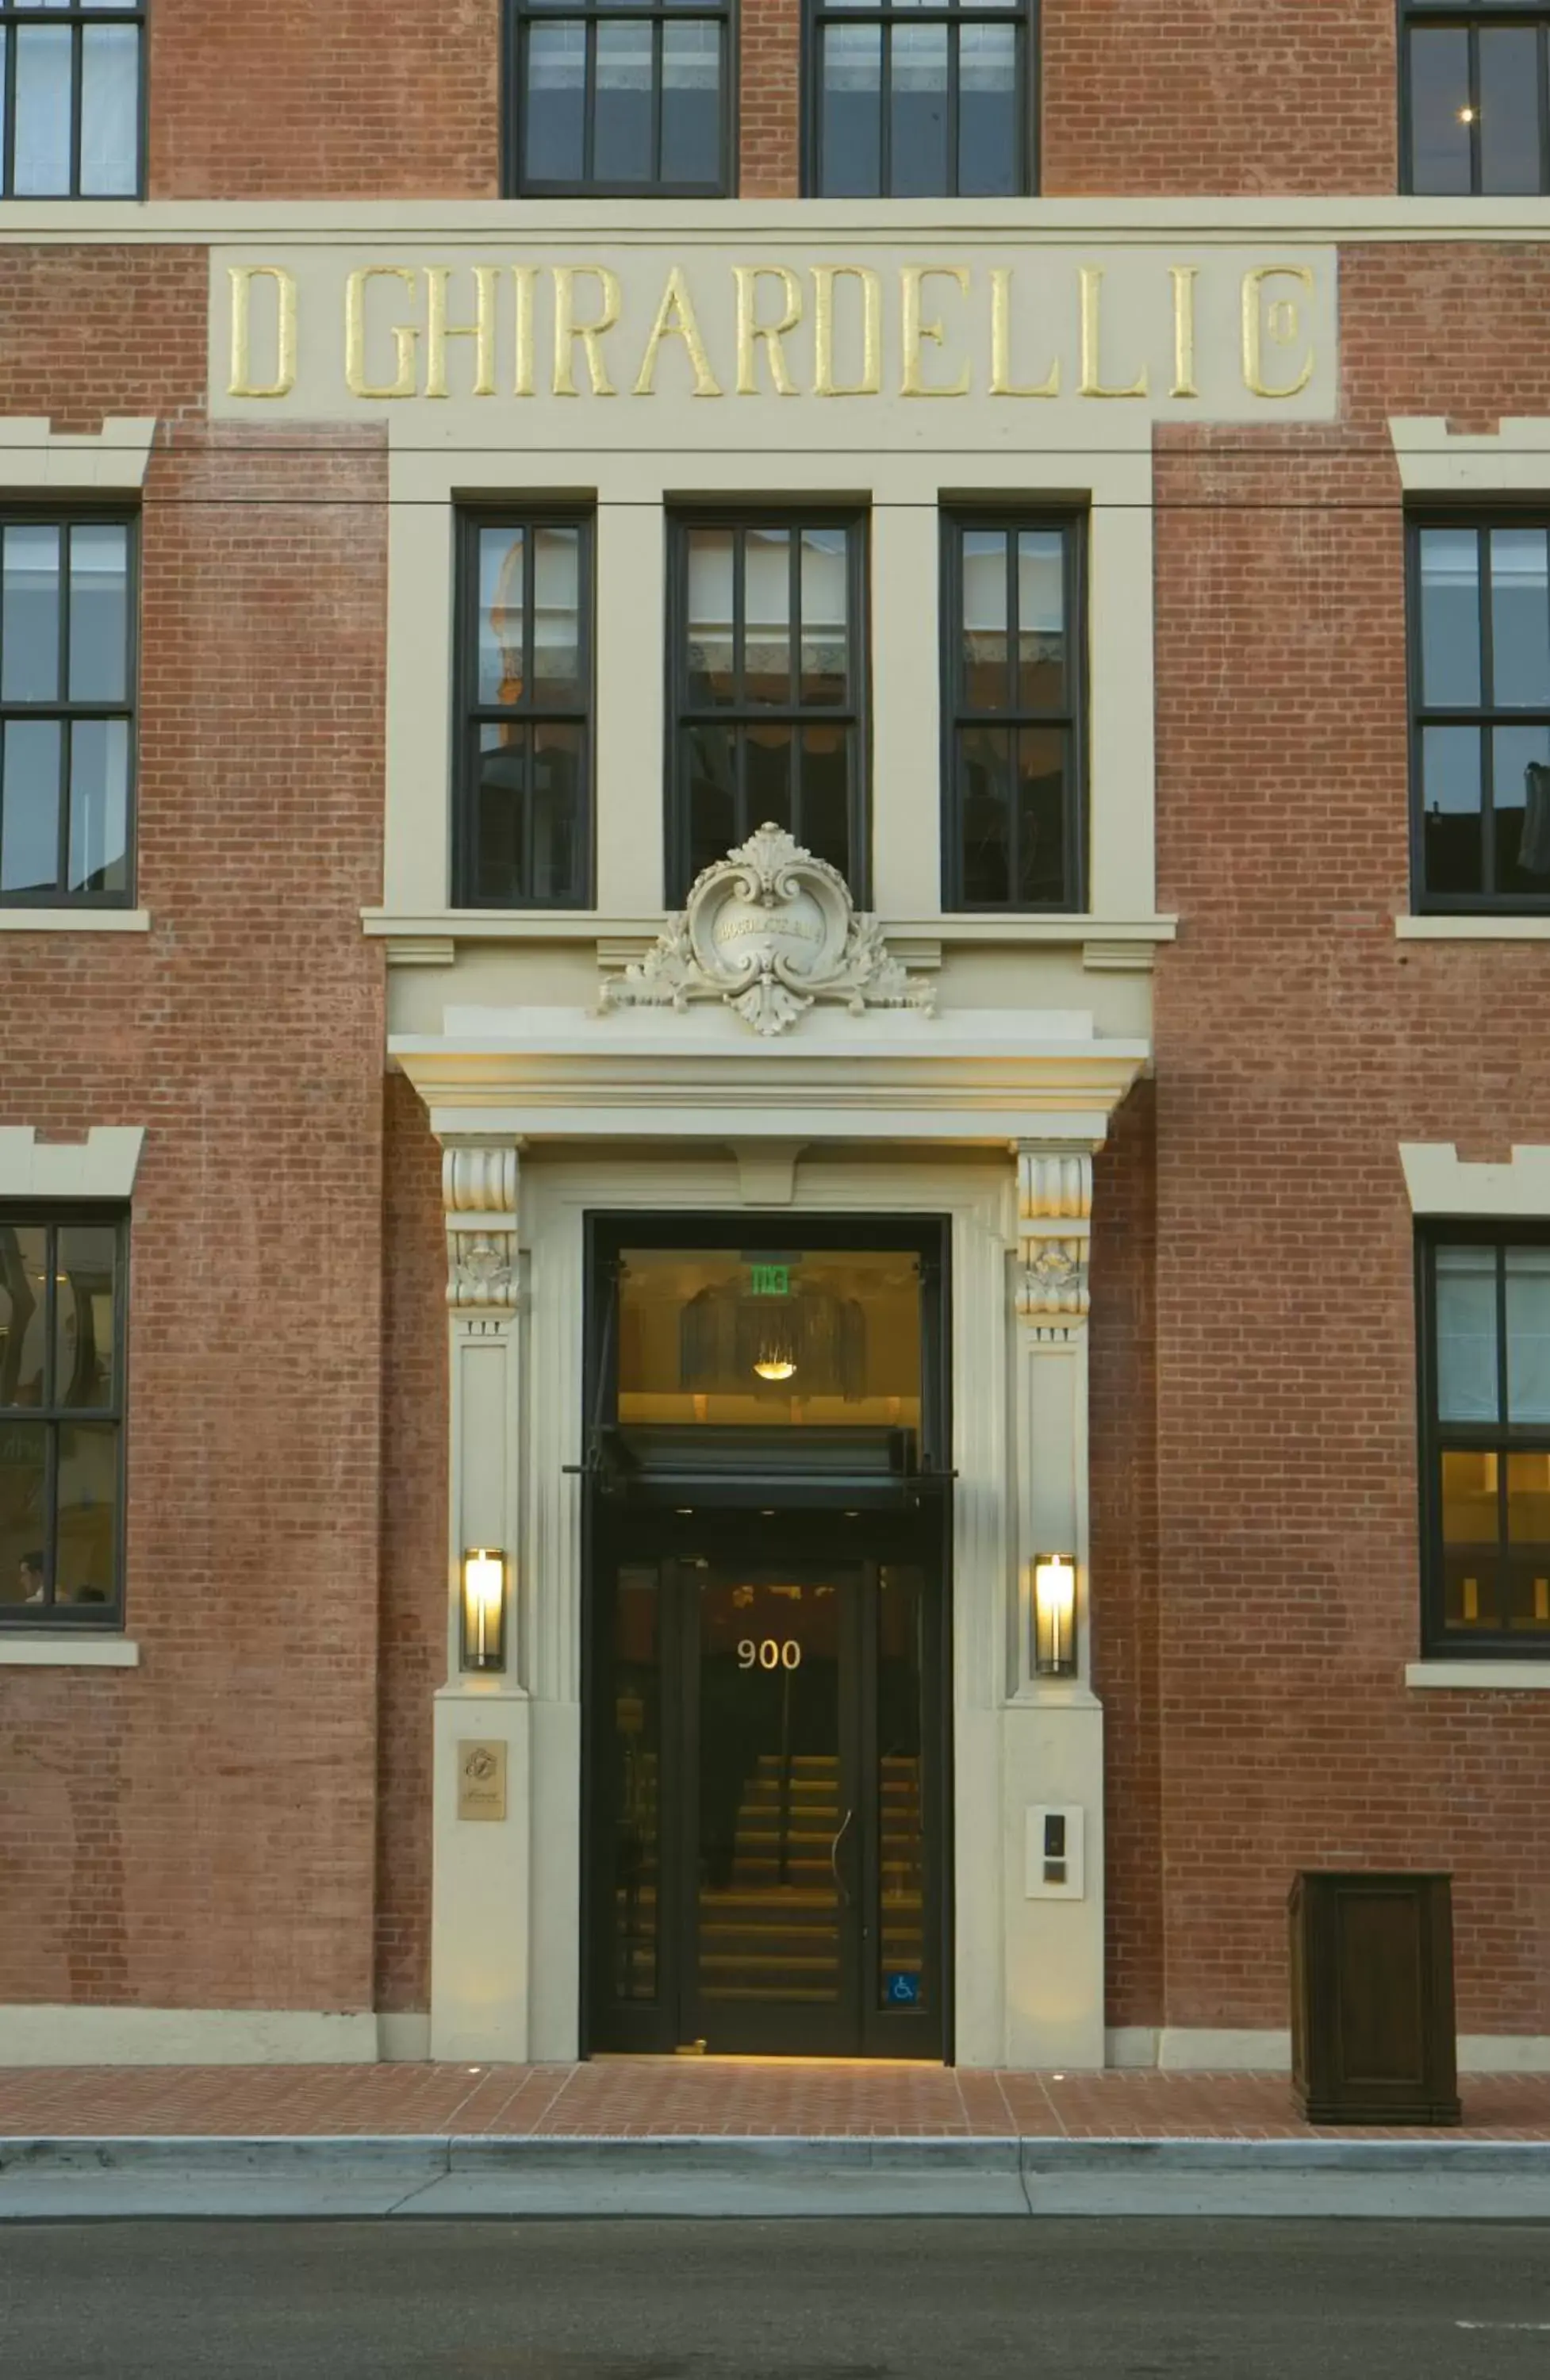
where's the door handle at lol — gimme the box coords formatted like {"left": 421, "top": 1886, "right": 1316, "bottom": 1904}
{"left": 830, "top": 1806, "right": 854, "bottom": 1907}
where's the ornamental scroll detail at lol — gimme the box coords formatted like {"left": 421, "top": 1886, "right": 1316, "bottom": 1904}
{"left": 1016, "top": 1143, "right": 1092, "bottom": 1327}
{"left": 599, "top": 823, "right": 936, "bottom": 1039}
{"left": 444, "top": 1144, "right": 520, "bottom": 1313}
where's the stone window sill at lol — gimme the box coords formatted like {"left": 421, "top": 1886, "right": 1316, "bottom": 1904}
{"left": 1395, "top": 916, "right": 1550, "bottom": 942}
{"left": 0, "top": 908, "right": 149, "bottom": 935}
{"left": 0, "top": 1635, "right": 140, "bottom": 1668}
{"left": 1405, "top": 1659, "right": 1550, "bottom": 1690}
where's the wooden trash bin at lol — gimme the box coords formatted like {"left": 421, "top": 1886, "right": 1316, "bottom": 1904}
{"left": 1288, "top": 1871, "right": 1461, "bottom": 2125}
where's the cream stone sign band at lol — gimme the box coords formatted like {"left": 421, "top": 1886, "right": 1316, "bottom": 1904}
{"left": 210, "top": 243, "right": 1337, "bottom": 431}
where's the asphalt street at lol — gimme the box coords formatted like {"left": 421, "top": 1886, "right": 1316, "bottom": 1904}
{"left": 2, "top": 2217, "right": 1550, "bottom": 2380}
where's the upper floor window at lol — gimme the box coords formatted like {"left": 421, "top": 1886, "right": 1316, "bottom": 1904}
{"left": 506, "top": 0, "right": 732, "bottom": 194}
{"left": 1, "top": 0, "right": 143, "bottom": 199}
{"left": 455, "top": 511, "right": 593, "bottom": 908}
{"left": 1409, "top": 519, "right": 1550, "bottom": 911}
{"left": 668, "top": 513, "right": 867, "bottom": 903}
{"left": 805, "top": 0, "right": 1031, "bottom": 197}
{"left": 942, "top": 513, "right": 1083, "bottom": 911}
{"left": 0, "top": 513, "right": 135, "bottom": 906}
{"left": 1419, "top": 1228, "right": 1550, "bottom": 1656}
{"left": 0, "top": 1211, "right": 126, "bottom": 1629}
{"left": 1403, "top": 3, "right": 1550, "bottom": 193}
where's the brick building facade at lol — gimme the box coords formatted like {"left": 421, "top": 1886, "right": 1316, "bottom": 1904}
{"left": 1, "top": 0, "right": 1547, "bottom": 2071}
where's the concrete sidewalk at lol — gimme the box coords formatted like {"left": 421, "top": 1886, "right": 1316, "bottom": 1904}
{"left": 4, "top": 2132, "right": 1550, "bottom": 2221}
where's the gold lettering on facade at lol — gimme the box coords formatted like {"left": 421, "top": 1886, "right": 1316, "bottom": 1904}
{"left": 988, "top": 267, "right": 1058, "bottom": 397}
{"left": 632, "top": 265, "right": 723, "bottom": 397}
{"left": 900, "top": 266, "right": 970, "bottom": 397}
{"left": 1241, "top": 266, "right": 1314, "bottom": 399}
{"left": 512, "top": 265, "right": 537, "bottom": 397}
{"left": 811, "top": 266, "right": 881, "bottom": 397}
{"left": 1078, "top": 267, "right": 1149, "bottom": 398}
{"left": 424, "top": 264, "right": 498, "bottom": 399}
{"left": 227, "top": 265, "right": 297, "bottom": 400}
{"left": 344, "top": 266, "right": 420, "bottom": 400}
{"left": 552, "top": 265, "right": 622, "bottom": 397}
{"left": 734, "top": 265, "right": 801, "bottom": 397}
{"left": 1169, "top": 265, "right": 1199, "bottom": 400}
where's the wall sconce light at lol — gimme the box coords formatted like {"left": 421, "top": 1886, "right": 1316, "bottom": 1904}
{"left": 461, "top": 1548, "right": 507, "bottom": 1673}
{"left": 1032, "top": 1553, "right": 1077, "bottom": 1677}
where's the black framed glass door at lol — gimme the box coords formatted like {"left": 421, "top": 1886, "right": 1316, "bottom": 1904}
{"left": 588, "top": 1518, "right": 946, "bottom": 2059}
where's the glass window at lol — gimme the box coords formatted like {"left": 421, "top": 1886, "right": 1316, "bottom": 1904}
{"left": 669, "top": 514, "right": 866, "bottom": 898}
{"left": 1404, "top": 6, "right": 1550, "bottom": 194}
{"left": 456, "top": 512, "right": 593, "bottom": 908}
{"left": 0, "top": 1211, "right": 125, "bottom": 1628}
{"left": 2, "top": 0, "right": 143, "bottom": 198}
{"left": 1410, "top": 519, "right": 1550, "bottom": 910}
{"left": 1421, "top": 1232, "right": 1550, "bottom": 1653}
{"left": 808, "top": 0, "right": 1030, "bottom": 196}
{"left": 0, "top": 515, "right": 134, "bottom": 906}
{"left": 508, "top": 0, "right": 731, "bottom": 193}
{"left": 942, "top": 513, "right": 1082, "bottom": 910}
{"left": 617, "top": 1246, "right": 923, "bottom": 1434}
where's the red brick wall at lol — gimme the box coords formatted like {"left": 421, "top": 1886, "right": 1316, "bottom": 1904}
{"left": 1148, "top": 245, "right": 1550, "bottom": 2040}
{"left": 0, "top": 246, "right": 205, "bottom": 432}
{"left": 374, "top": 1077, "right": 447, "bottom": 2014}
{"left": 0, "top": 273, "right": 389, "bottom": 2009}
{"left": 740, "top": 0, "right": 801, "bottom": 197}
{"left": 1041, "top": 0, "right": 1397, "bottom": 196}
{"left": 149, "top": 0, "right": 500, "bottom": 199}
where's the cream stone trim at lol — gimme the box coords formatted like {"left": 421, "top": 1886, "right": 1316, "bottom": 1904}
{"left": 0, "top": 1125, "right": 144, "bottom": 1200}
{"left": 378, "top": 2012, "right": 432, "bottom": 2061}
{"left": 0, "top": 908, "right": 151, "bottom": 933}
{"left": 1399, "top": 1141, "right": 1550, "bottom": 1218}
{"left": 0, "top": 2006, "right": 379, "bottom": 2066}
{"left": 1391, "top": 414, "right": 1550, "bottom": 495}
{"left": 0, "top": 1636, "right": 139, "bottom": 1668}
{"left": 0, "top": 416, "right": 155, "bottom": 489}
{"left": 363, "top": 908, "right": 1179, "bottom": 949}
{"left": 1406, "top": 1660, "right": 1550, "bottom": 1690}
{"left": 1396, "top": 916, "right": 1550, "bottom": 939}
{"left": 6, "top": 196, "right": 1550, "bottom": 242}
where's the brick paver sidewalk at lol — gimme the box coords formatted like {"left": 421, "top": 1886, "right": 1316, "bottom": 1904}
{"left": 2, "top": 2060, "right": 1548, "bottom": 2140}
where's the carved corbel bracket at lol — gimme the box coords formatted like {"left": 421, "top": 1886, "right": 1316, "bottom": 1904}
{"left": 1014, "top": 1141, "right": 1095, "bottom": 1331}
{"left": 443, "top": 1142, "right": 521, "bottom": 1314}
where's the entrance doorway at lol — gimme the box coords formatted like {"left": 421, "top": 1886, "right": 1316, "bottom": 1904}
{"left": 581, "top": 1221, "right": 952, "bottom": 2060}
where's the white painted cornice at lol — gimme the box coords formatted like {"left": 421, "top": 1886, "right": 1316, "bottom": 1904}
{"left": 391, "top": 1003, "right": 1148, "bottom": 1146}
{"left": 9, "top": 197, "right": 1550, "bottom": 244}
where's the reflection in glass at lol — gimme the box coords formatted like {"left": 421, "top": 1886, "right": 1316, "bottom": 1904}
{"left": 686, "top": 528, "right": 736, "bottom": 705}
{"left": 1, "top": 719, "right": 63, "bottom": 896}
{"left": 1507, "top": 1247, "right": 1550, "bottom": 1422}
{"left": 524, "top": 21, "right": 587, "bottom": 182}
{"left": 1410, "top": 25, "right": 1471, "bottom": 194}
{"left": 1421, "top": 724, "right": 1483, "bottom": 898}
{"left": 1479, "top": 25, "right": 1541, "bottom": 195}
{"left": 68, "top": 719, "right": 130, "bottom": 896}
{"left": 961, "top": 532, "right": 1008, "bottom": 708}
{"left": 13, "top": 24, "right": 72, "bottom": 195}
{"left": 1419, "top": 528, "right": 1480, "bottom": 709}
{"left": 1494, "top": 724, "right": 1550, "bottom": 894}
{"left": 1489, "top": 528, "right": 1550, "bottom": 708}
{"left": 799, "top": 530, "right": 847, "bottom": 707}
{"left": 0, "top": 1226, "right": 48, "bottom": 1410}
{"left": 56, "top": 1421, "right": 117, "bottom": 1606}
{"left": 532, "top": 527, "right": 581, "bottom": 704}
{"left": 1437, "top": 1244, "right": 1498, "bottom": 1422}
{"left": 79, "top": 22, "right": 140, "bottom": 195}
{"left": 594, "top": 20, "right": 654, "bottom": 182}
{"left": 1016, "top": 532, "right": 1066, "bottom": 709}
{"left": 0, "top": 1422, "right": 47, "bottom": 1609}
{"left": 696, "top": 1576, "right": 842, "bottom": 2006}
{"left": 3, "top": 524, "right": 62, "bottom": 704}
{"left": 742, "top": 529, "right": 791, "bottom": 704}
{"left": 609, "top": 1566, "right": 661, "bottom": 2000}
{"left": 877, "top": 1567, "right": 927, "bottom": 2011}
{"left": 958, "top": 21, "right": 1017, "bottom": 195}
{"left": 890, "top": 23, "right": 948, "bottom": 197}
{"left": 479, "top": 528, "right": 525, "bottom": 707}
{"left": 67, "top": 524, "right": 129, "bottom": 704}
{"left": 662, "top": 20, "right": 721, "bottom": 183}
{"left": 820, "top": 24, "right": 881, "bottom": 195}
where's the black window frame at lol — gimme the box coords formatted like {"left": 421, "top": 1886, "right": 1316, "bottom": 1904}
{"left": 453, "top": 505, "right": 596, "bottom": 912}
{"left": 1417, "top": 1222, "right": 1550, "bottom": 1658}
{"left": 503, "top": 0, "right": 736, "bottom": 198}
{"left": 939, "top": 507, "right": 1086, "bottom": 914}
{"left": 0, "top": 0, "right": 147, "bottom": 202}
{"left": 0, "top": 504, "right": 139, "bottom": 911}
{"left": 1406, "top": 509, "right": 1550, "bottom": 915}
{"left": 665, "top": 506, "right": 871, "bottom": 908}
{"left": 801, "top": 0, "right": 1036, "bottom": 199}
{"left": 0, "top": 1205, "right": 129, "bottom": 1633}
{"left": 1399, "top": 0, "right": 1550, "bottom": 195}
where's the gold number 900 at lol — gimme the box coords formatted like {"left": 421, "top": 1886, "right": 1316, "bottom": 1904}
{"left": 737, "top": 1638, "right": 802, "bottom": 1672}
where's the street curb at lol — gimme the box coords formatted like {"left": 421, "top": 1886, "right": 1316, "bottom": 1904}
{"left": 3, "top": 2132, "right": 1550, "bottom": 2178}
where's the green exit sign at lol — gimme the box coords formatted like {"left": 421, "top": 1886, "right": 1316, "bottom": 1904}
{"left": 748, "top": 1263, "right": 790, "bottom": 1299}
